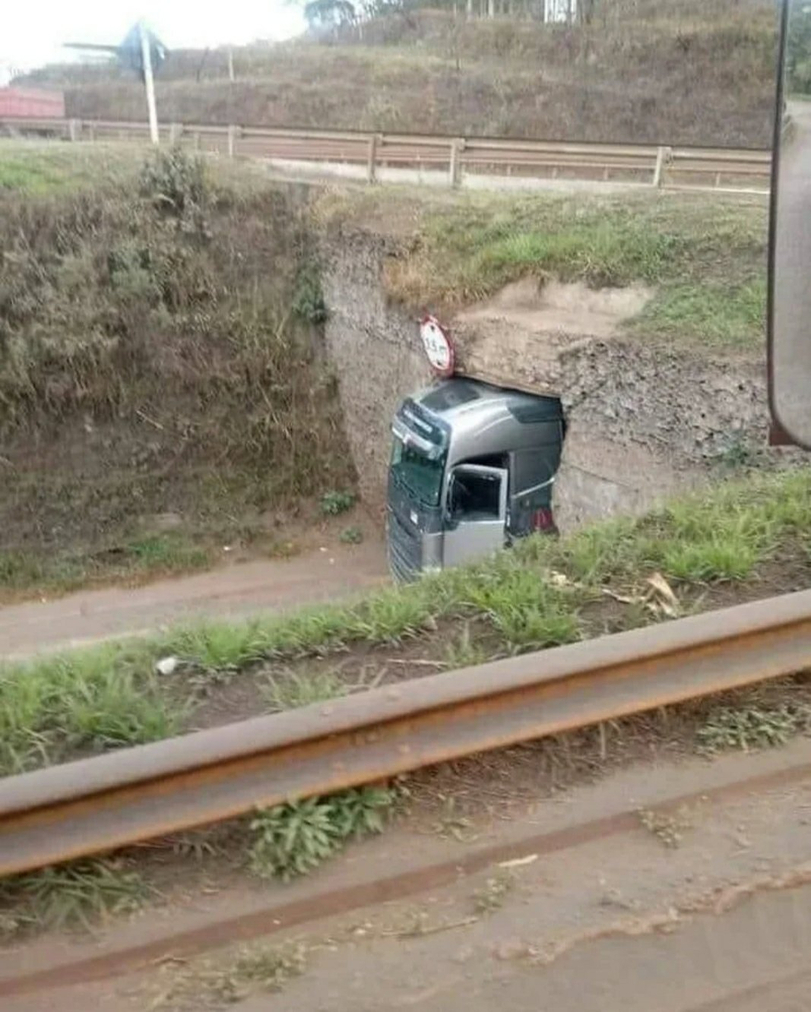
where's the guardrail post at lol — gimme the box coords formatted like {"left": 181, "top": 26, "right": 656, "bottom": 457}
{"left": 449, "top": 138, "right": 465, "bottom": 188}
{"left": 227, "top": 124, "right": 240, "bottom": 159}
{"left": 367, "top": 133, "right": 381, "bottom": 183}
{"left": 169, "top": 122, "right": 183, "bottom": 144}
{"left": 193, "top": 130, "right": 201, "bottom": 151}
{"left": 68, "top": 118, "right": 81, "bottom": 143}
{"left": 653, "top": 145, "right": 671, "bottom": 188}
{"left": 87, "top": 122, "right": 95, "bottom": 143}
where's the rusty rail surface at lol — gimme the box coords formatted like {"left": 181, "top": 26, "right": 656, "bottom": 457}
{"left": 5, "top": 748, "right": 811, "bottom": 999}
{"left": 1, "top": 588, "right": 811, "bottom": 877}
{"left": 1, "top": 116, "right": 772, "bottom": 191}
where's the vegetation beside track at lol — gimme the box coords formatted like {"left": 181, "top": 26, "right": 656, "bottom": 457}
{"left": 3, "top": 466, "right": 811, "bottom": 779}
{"left": 3, "top": 466, "right": 811, "bottom": 935}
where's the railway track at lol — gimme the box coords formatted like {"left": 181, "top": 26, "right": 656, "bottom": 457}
{"left": 3, "top": 741, "right": 811, "bottom": 1000}
{"left": 1, "top": 587, "right": 811, "bottom": 879}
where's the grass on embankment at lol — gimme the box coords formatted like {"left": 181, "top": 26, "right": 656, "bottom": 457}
{"left": 2, "top": 466, "right": 811, "bottom": 779}
{"left": 0, "top": 141, "right": 139, "bottom": 195}
{"left": 0, "top": 144, "right": 355, "bottom": 600}
{"left": 316, "top": 187, "right": 768, "bottom": 353}
{"left": 25, "top": 2, "right": 778, "bottom": 149}
{"left": 0, "top": 534, "right": 214, "bottom": 604}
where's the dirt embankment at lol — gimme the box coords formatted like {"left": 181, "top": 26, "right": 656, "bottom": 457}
{"left": 0, "top": 153, "right": 354, "bottom": 571}
{"left": 22, "top": 4, "right": 778, "bottom": 147}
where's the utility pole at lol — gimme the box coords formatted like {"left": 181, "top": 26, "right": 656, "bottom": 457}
{"left": 139, "top": 20, "right": 159, "bottom": 144}
{"left": 228, "top": 46, "right": 235, "bottom": 82}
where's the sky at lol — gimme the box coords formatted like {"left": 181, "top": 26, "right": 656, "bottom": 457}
{"left": 0, "top": 2, "right": 305, "bottom": 82}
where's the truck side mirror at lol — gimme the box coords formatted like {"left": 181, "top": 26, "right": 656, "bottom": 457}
{"left": 769, "top": 0, "right": 811, "bottom": 447}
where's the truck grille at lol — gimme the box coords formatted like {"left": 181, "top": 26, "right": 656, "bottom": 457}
{"left": 387, "top": 510, "right": 421, "bottom": 582}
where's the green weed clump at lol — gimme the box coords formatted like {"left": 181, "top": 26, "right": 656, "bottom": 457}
{"left": 697, "top": 703, "right": 811, "bottom": 753}
{"left": 249, "top": 787, "right": 395, "bottom": 880}
{"left": 262, "top": 668, "right": 348, "bottom": 711}
{"left": 0, "top": 643, "right": 183, "bottom": 775}
{"left": 152, "top": 942, "right": 307, "bottom": 1007}
{"left": 340, "top": 525, "right": 364, "bottom": 544}
{"left": 320, "top": 490, "right": 357, "bottom": 516}
{"left": 0, "top": 859, "right": 148, "bottom": 935}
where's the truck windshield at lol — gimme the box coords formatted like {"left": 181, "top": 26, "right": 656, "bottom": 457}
{"left": 391, "top": 437, "right": 445, "bottom": 507}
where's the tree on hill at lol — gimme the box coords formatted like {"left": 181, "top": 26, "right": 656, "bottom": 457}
{"left": 303, "top": 0, "right": 358, "bottom": 32}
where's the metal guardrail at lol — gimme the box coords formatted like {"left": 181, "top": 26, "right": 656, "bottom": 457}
{"left": 1, "top": 587, "right": 810, "bottom": 877}
{"left": 1, "top": 116, "right": 772, "bottom": 191}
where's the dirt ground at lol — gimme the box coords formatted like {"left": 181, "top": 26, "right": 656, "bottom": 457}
{"left": 4, "top": 737, "right": 811, "bottom": 1011}
{"left": 0, "top": 533, "right": 388, "bottom": 659}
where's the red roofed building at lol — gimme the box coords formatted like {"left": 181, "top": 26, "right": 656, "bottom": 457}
{"left": 0, "top": 87, "right": 65, "bottom": 119}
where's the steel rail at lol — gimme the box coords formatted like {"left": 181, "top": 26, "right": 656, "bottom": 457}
{"left": 1, "top": 588, "right": 811, "bottom": 878}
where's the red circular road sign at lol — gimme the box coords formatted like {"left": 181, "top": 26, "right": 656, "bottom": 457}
{"left": 419, "top": 315, "right": 455, "bottom": 377}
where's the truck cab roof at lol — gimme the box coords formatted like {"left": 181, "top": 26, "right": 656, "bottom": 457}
{"left": 409, "top": 377, "right": 563, "bottom": 464}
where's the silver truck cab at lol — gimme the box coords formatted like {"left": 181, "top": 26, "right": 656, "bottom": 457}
{"left": 387, "top": 378, "right": 565, "bottom": 581}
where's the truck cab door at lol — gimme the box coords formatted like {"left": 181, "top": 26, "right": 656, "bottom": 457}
{"left": 442, "top": 464, "right": 508, "bottom": 569}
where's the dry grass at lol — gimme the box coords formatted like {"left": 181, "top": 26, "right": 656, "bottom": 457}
{"left": 0, "top": 533, "right": 214, "bottom": 603}
{"left": 21, "top": 3, "right": 778, "bottom": 147}
{"left": 150, "top": 942, "right": 308, "bottom": 1009}
{"left": 0, "top": 145, "right": 354, "bottom": 577}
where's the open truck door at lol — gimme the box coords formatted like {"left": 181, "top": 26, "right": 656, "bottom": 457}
{"left": 442, "top": 464, "right": 508, "bottom": 569}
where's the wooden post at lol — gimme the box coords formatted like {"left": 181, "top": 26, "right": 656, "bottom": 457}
{"left": 367, "top": 133, "right": 380, "bottom": 183}
{"left": 68, "top": 119, "right": 80, "bottom": 142}
{"left": 449, "top": 138, "right": 464, "bottom": 188}
{"left": 227, "top": 124, "right": 239, "bottom": 158}
{"left": 169, "top": 122, "right": 183, "bottom": 144}
{"left": 193, "top": 131, "right": 201, "bottom": 151}
{"left": 652, "top": 145, "right": 670, "bottom": 188}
